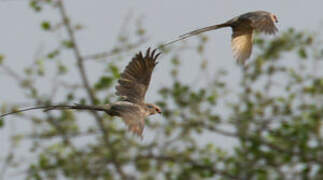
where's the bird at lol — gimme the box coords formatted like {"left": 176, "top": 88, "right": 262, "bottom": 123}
{"left": 0, "top": 48, "right": 162, "bottom": 137}
{"left": 162, "top": 11, "right": 278, "bottom": 64}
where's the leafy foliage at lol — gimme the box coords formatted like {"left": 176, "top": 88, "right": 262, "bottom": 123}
{"left": 0, "top": 1, "right": 322, "bottom": 179}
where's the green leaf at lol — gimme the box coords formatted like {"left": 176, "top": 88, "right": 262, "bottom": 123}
{"left": 298, "top": 47, "right": 307, "bottom": 59}
{"left": 108, "top": 64, "right": 120, "bottom": 78}
{"left": 0, "top": 54, "right": 4, "bottom": 64}
{"left": 66, "top": 93, "right": 74, "bottom": 101}
{"left": 62, "top": 40, "right": 74, "bottom": 48}
{"left": 57, "top": 62, "right": 68, "bottom": 75}
{"left": 79, "top": 98, "right": 86, "bottom": 105}
{"left": 41, "top": 21, "right": 51, "bottom": 31}
{"left": 135, "top": 159, "right": 150, "bottom": 172}
{"left": 94, "top": 76, "right": 113, "bottom": 90}
{"left": 39, "top": 154, "right": 49, "bottom": 169}
{"left": 200, "top": 35, "right": 208, "bottom": 43}
{"left": 47, "top": 50, "right": 60, "bottom": 59}
{"left": 36, "top": 59, "right": 45, "bottom": 76}
{"left": 171, "top": 56, "right": 180, "bottom": 66}
{"left": 29, "top": 0, "right": 42, "bottom": 12}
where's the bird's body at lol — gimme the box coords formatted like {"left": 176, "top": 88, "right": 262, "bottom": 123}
{"left": 163, "top": 11, "right": 278, "bottom": 64}
{"left": 112, "top": 48, "right": 161, "bottom": 136}
{"left": 0, "top": 48, "right": 161, "bottom": 137}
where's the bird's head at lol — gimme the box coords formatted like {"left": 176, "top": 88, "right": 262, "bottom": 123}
{"left": 271, "top": 14, "right": 278, "bottom": 23}
{"left": 145, "top": 103, "right": 162, "bottom": 115}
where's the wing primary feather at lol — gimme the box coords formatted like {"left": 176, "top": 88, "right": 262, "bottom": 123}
{"left": 115, "top": 48, "right": 161, "bottom": 103}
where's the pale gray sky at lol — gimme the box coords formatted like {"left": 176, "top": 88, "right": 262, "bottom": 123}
{"left": 0, "top": 0, "right": 322, "bottom": 179}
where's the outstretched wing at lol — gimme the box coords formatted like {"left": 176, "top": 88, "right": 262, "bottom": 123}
{"left": 247, "top": 11, "right": 278, "bottom": 35}
{"left": 231, "top": 19, "right": 254, "bottom": 64}
{"left": 116, "top": 48, "right": 161, "bottom": 104}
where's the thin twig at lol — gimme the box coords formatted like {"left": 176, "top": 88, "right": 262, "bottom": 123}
{"left": 23, "top": 129, "right": 101, "bottom": 140}
{"left": 0, "top": 65, "right": 23, "bottom": 81}
{"left": 83, "top": 38, "right": 148, "bottom": 61}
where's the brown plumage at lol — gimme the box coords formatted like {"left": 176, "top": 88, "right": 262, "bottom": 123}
{"left": 116, "top": 48, "right": 158, "bottom": 104}
{"left": 163, "top": 11, "right": 278, "bottom": 64}
{"left": 113, "top": 48, "right": 161, "bottom": 136}
{"left": 0, "top": 48, "right": 162, "bottom": 137}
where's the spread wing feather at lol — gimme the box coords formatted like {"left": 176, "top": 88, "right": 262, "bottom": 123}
{"left": 231, "top": 19, "right": 254, "bottom": 64}
{"left": 116, "top": 48, "right": 161, "bottom": 104}
{"left": 247, "top": 11, "right": 278, "bottom": 34}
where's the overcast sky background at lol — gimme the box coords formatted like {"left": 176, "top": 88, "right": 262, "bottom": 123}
{"left": 1, "top": 0, "right": 323, "bottom": 179}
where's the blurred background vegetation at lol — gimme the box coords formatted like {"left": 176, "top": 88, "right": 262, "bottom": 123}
{"left": 0, "top": 0, "right": 322, "bottom": 179}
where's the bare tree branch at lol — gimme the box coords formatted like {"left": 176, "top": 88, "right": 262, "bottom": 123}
{"left": 56, "top": 0, "right": 113, "bottom": 143}
{"left": 56, "top": 1, "right": 95, "bottom": 103}
{"left": 0, "top": 65, "right": 24, "bottom": 81}
{"left": 56, "top": 1, "right": 129, "bottom": 178}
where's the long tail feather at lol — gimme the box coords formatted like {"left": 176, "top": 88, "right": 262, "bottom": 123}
{"left": 160, "top": 23, "right": 229, "bottom": 48}
{"left": 0, "top": 104, "right": 110, "bottom": 118}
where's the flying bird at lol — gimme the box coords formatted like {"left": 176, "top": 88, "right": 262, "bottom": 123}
{"left": 0, "top": 48, "right": 162, "bottom": 137}
{"left": 163, "top": 11, "right": 278, "bottom": 64}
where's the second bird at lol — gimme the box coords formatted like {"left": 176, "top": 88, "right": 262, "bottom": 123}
{"left": 164, "top": 11, "right": 279, "bottom": 64}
